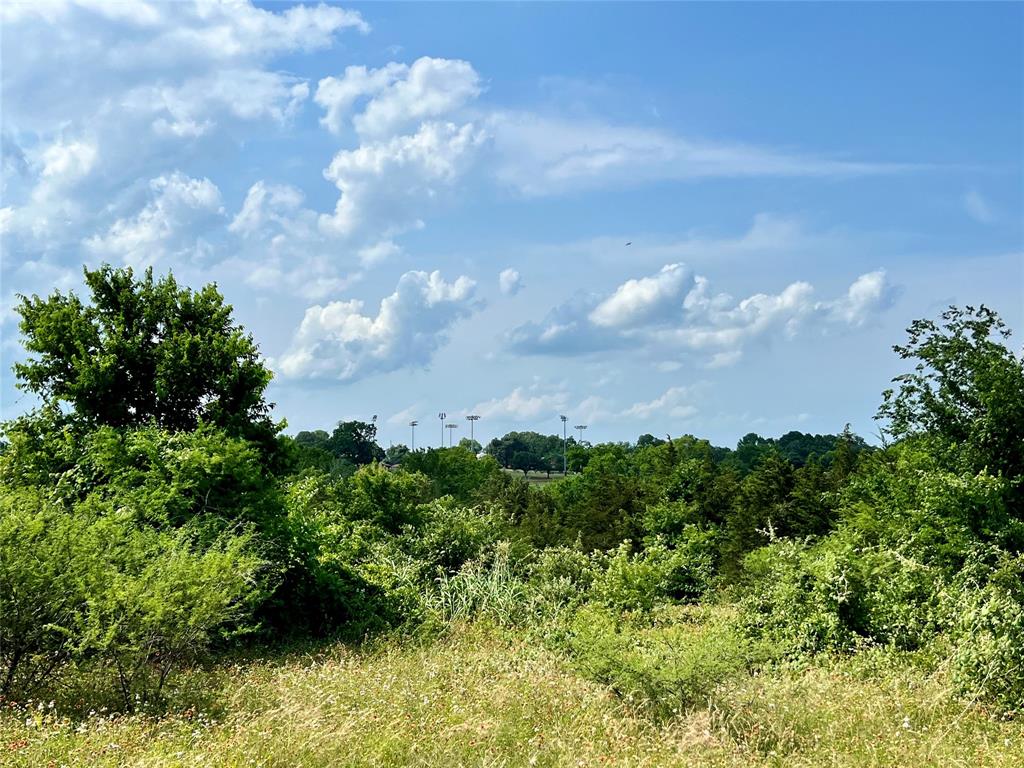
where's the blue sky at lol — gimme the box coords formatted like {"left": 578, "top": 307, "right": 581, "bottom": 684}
{"left": 2, "top": 1, "right": 1022, "bottom": 449}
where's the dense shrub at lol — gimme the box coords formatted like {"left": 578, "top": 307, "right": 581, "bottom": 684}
{"left": 738, "top": 539, "right": 860, "bottom": 657}
{"left": 566, "top": 605, "right": 752, "bottom": 717}
{"left": 80, "top": 523, "right": 266, "bottom": 710}
{"left": 944, "top": 551, "right": 1024, "bottom": 711}
{"left": 0, "top": 490, "right": 94, "bottom": 698}
{"left": 0, "top": 490, "right": 266, "bottom": 709}
{"left": 525, "top": 545, "right": 597, "bottom": 616}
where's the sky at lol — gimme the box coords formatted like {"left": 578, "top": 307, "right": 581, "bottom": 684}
{"left": 1, "top": 1, "right": 1022, "bottom": 450}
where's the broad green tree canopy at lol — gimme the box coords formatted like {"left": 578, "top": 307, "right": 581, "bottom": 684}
{"left": 14, "top": 265, "right": 274, "bottom": 438}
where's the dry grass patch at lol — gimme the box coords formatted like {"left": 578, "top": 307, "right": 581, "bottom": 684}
{"left": 1, "top": 626, "right": 1020, "bottom": 767}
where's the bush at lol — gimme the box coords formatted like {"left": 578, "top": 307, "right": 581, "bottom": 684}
{"left": 409, "top": 498, "right": 498, "bottom": 574}
{"left": 84, "top": 523, "right": 266, "bottom": 711}
{"left": 525, "top": 545, "right": 596, "bottom": 616}
{"left": 586, "top": 535, "right": 718, "bottom": 615}
{"left": 590, "top": 542, "right": 665, "bottom": 614}
{"left": 0, "top": 490, "right": 94, "bottom": 698}
{"left": 650, "top": 527, "right": 719, "bottom": 601}
{"left": 944, "top": 552, "right": 1024, "bottom": 712}
{"left": 0, "top": 491, "right": 267, "bottom": 710}
{"left": 280, "top": 467, "right": 504, "bottom": 635}
{"left": 738, "top": 539, "right": 859, "bottom": 658}
{"left": 565, "top": 605, "right": 752, "bottom": 717}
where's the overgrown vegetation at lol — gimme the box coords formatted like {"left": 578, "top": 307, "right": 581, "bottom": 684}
{"left": 2, "top": 267, "right": 1021, "bottom": 765}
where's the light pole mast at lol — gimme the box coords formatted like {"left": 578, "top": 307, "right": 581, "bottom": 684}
{"left": 575, "top": 424, "right": 587, "bottom": 443}
{"left": 438, "top": 412, "right": 446, "bottom": 448}
{"left": 560, "top": 415, "right": 568, "bottom": 475}
{"left": 446, "top": 422, "right": 458, "bottom": 447}
{"left": 409, "top": 420, "right": 418, "bottom": 451}
{"left": 466, "top": 414, "right": 480, "bottom": 444}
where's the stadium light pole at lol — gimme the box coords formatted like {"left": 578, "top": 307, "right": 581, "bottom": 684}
{"left": 409, "top": 420, "right": 418, "bottom": 451}
{"left": 466, "top": 414, "right": 481, "bottom": 444}
{"left": 560, "top": 415, "right": 568, "bottom": 474}
{"left": 575, "top": 424, "right": 587, "bottom": 442}
{"left": 446, "top": 422, "right": 458, "bottom": 447}
{"left": 438, "top": 412, "right": 446, "bottom": 448}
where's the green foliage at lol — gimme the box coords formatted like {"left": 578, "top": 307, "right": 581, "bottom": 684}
{"left": 565, "top": 606, "right": 752, "bottom": 717}
{"left": 738, "top": 538, "right": 861, "bottom": 657}
{"left": 525, "top": 545, "right": 597, "bottom": 615}
{"left": 590, "top": 543, "right": 665, "bottom": 614}
{"left": 878, "top": 305, "right": 1024, "bottom": 486}
{"left": 457, "top": 437, "right": 482, "bottom": 454}
{"left": 326, "top": 420, "right": 385, "bottom": 466}
{"left": 410, "top": 497, "right": 498, "bottom": 573}
{"left": 524, "top": 446, "right": 644, "bottom": 551}
{"left": 944, "top": 552, "right": 1024, "bottom": 711}
{"left": 5, "top": 272, "right": 1023, "bottom": 730}
{"left": 722, "top": 452, "right": 796, "bottom": 574}
{"left": 401, "top": 446, "right": 504, "bottom": 503}
{"left": 485, "top": 430, "right": 567, "bottom": 475}
{"left": 0, "top": 490, "right": 93, "bottom": 697}
{"left": 14, "top": 265, "right": 274, "bottom": 442}
{"left": 280, "top": 465, "right": 501, "bottom": 635}
{"left": 840, "top": 445, "right": 1017, "bottom": 562}
{"left": 384, "top": 443, "right": 411, "bottom": 464}
{"left": 0, "top": 489, "right": 266, "bottom": 709}
{"left": 651, "top": 528, "right": 720, "bottom": 601}
{"left": 286, "top": 430, "right": 350, "bottom": 475}
{"left": 722, "top": 430, "right": 868, "bottom": 474}
{"left": 80, "top": 523, "right": 266, "bottom": 710}
{"left": 425, "top": 543, "right": 526, "bottom": 627}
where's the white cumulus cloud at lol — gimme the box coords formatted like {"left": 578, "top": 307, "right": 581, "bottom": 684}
{"left": 821, "top": 269, "right": 898, "bottom": 327}
{"left": 277, "top": 269, "right": 479, "bottom": 380}
{"left": 315, "top": 56, "right": 481, "bottom": 138}
{"left": 498, "top": 268, "right": 523, "bottom": 296}
{"left": 589, "top": 263, "right": 692, "bottom": 328}
{"left": 84, "top": 172, "right": 224, "bottom": 266}
{"left": 623, "top": 386, "right": 699, "bottom": 420}
{"left": 509, "top": 265, "right": 899, "bottom": 363}
{"left": 471, "top": 386, "right": 569, "bottom": 421}
{"left": 319, "top": 120, "right": 487, "bottom": 239}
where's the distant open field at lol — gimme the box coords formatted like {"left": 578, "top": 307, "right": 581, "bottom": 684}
{"left": 502, "top": 467, "right": 569, "bottom": 485}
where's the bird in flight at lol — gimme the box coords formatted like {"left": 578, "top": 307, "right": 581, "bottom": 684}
{"left": 625, "top": 241, "right": 632, "bottom": 246}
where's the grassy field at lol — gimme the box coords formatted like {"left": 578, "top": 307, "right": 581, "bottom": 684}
{"left": 501, "top": 468, "right": 568, "bottom": 485}
{"left": 3, "top": 623, "right": 1020, "bottom": 768}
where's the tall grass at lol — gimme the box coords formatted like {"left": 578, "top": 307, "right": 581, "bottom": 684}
{"left": 2, "top": 623, "right": 1020, "bottom": 767}
{"left": 424, "top": 542, "right": 529, "bottom": 626}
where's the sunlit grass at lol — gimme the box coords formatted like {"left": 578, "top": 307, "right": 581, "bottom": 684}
{"left": 2, "top": 623, "right": 1019, "bottom": 767}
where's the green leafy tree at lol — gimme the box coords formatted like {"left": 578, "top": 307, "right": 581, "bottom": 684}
{"left": 722, "top": 452, "right": 796, "bottom": 575}
{"left": 635, "top": 433, "right": 665, "bottom": 449}
{"left": 458, "top": 437, "right": 482, "bottom": 454}
{"left": 486, "top": 431, "right": 565, "bottom": 476}
{"left": 295, "top": 430, "right": 330, "bottom": 449}
{"left": 385, "top": 443, "right": 411, "bottom": 464}
{"left": 327, "top": 420, "right": 385, "bottom": 465}
{"left": 14, "top": 265, "right": 275, "bottom": 441}
{"left": 402, "top": 446, "right": 503, "bottom": 502}
{"left": 0, "top": 488, "right": 265, "bottom": 707}
{"left": 878, "top": 305, "right": 1024, "bottom": 485}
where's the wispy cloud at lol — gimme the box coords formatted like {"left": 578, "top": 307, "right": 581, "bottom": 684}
{"left": 487, "top": 112, "right": 919, "bottom": 196}
{"left": 963, "top": 188, "right": 996, "bottom": 224}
